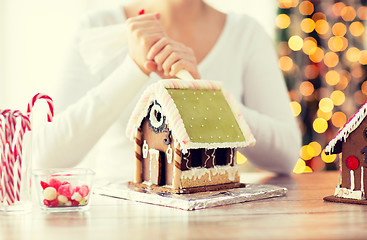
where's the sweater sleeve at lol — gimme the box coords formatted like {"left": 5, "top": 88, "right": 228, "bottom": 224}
{"left": 238, "top": 23, "right": 302, "bottom": 175}
{"left": 32, "top": 11, "right": 149, "bottom": 168}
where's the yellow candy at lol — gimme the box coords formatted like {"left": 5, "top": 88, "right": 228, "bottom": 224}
{"left": 43, "top": 187, "right": 57, "bottom": 201}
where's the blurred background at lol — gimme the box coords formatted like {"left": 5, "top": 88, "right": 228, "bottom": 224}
{"left": 1, "top": 0, "right": 366, "bottom": 174}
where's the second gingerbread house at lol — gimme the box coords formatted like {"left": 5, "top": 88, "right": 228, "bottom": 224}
{"left": 324, "top": 101, "right": 367, "bottom": 203}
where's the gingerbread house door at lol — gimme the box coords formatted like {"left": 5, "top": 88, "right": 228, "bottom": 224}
{"left": 148, "top": 149, "right": 166, "bottom": 186}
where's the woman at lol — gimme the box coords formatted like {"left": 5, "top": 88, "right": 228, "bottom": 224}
{"left": 33, "top": 0, "right": 301, "bottom": 179}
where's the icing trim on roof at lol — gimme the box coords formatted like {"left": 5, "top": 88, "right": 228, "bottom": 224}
{"left": 325, "top": 101, "right": 367, "bottom": 154}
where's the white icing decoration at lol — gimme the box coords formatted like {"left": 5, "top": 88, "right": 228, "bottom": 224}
{"left": 351, "top": 170, "right": 355, "bottom": 190}
{"left": 211, "top": 149, "right": 216, "bottom": 167}
{"left": 181, "top": 165, "right": 238, "bottom": 183}
{"left": 362, "top": 167, "right": 364, "bottom": 195}
{"left": 229, "top": 148, "right": 234, "bottom": 165}
{"left": 325, "top": 102, "right": 367, "bottom": 154}
{"left": 142, "top": 140, "right": 148, "bottom": 158}
{"left": 166, "top": 145, "right": 172, "bottom": 164}
{"left": 334, "top": 186, "right": 363, "bottom": 200}
{"left": 149, "top": 149, "right": 160, "bottom": 182}
{"left": 204, "top": 149, "right": 211, "bottom": 168}
{"left": 183, "top": 151, "right": 191, "bottom": 169}
{"left": 149, "top": 104, "right": 165, "bottom": 129}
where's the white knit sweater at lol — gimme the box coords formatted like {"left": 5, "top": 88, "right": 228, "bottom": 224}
{"left": 33, "top": 6, "right": 302, "bottom": 179}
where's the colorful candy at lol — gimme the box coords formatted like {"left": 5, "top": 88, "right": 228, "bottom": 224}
{"left": 39, "top": 177, "right": 90, "bottom": 208}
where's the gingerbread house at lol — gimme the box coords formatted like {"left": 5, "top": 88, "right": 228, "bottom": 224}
{"left": 324, "top": 101, "right": 367, "bottom": 204}
{"left": 126, "top": 79, "right": 255, "bottom": 194}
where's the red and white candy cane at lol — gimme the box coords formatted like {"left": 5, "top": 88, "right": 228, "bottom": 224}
{"left": 27, "top": 93, "right": 54, "bottom": 122}
{"left": 0, "top": 113, "right": 7, "bottom": 203}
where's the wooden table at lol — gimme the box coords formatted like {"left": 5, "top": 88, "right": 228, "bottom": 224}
{"left": 2, "top": 171, "right": 367, "bottom": 240}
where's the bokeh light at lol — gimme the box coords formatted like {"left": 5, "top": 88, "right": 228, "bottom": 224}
{"left": 317, "top": 108, "right": 333, "bottom": 120}
{"left": 328, "top": 36, "right": 344, "bottom": 52}
{"left": 341, "top": 6, "right": 357, "bottom": 21}
{"left": 321, "top": 150, "right": 336, "bottom": 163}
{"left": 309, "top": 47, "right": 324, "bottom": 63}
{"left": 332, "top": 2, "right": 346, "bottom": 16}
{"left": 346, "top": 47, "right": 361, "bottom": 62}
{"left": 359, "top": 50, "right": 367, "bottom": 65}
{"left": 288, "top": 35, "right": 304, "bottom": 51}
{"left": 330, "top": 90, "right": 345, "bottom": 106}
{"left": 290, "top": 101, "right": 302, "bottom": 116}
{"left": 302, "top": 37, "right": 317, "bottom": 55}
{"left": 279, "top": 56, "right": 294, "bottom": 71}
{"left": 309, "top": 141, "right": 322, "bottom": 157}
{"left": 361, "top": 81, "right": 367, "bottom": 95}
{"left": 319, "top": 98, "right": 334, "bottom": 112}
{"left": 349, "top": 21, "right": 364, "bottom": 36}
{"left": 332, "top": 22, "right": 347, "bottom": 36}
{"left": 325, "top": 70, "right": 340, "bottom": 86}
{"left": 293, "top": 158, "right": 306, "bottom": 174}
{"left": 357, "top": 6, "right": 367, "bottom": 20}
{"left": 304, "top": 64, "right": 319, "bottom": 79}
{"left": 301, "top": 18, "right": 315, "bottom": 33}
{"left": 315, "top": 19, "right": 330, "bottom": 35}
{"left": 299, "top": 81, "right": 314, "bottom": 96}
{"left": 324, "top": 52, "right": 339, "bottom": 68}
{"left": 331, "top": 111, "right": 347, "bottom": 128}
{"left": 299, "top": 1, "right": 314, "bottom": 15}
{"left": 313, "top": 118, "right": 328, "bottom": 133}
{"left": 278, "top": 0, "right": 299, "bottom": 9}
{"left": 276, "top": 14, "right": 291, "bottom": 29}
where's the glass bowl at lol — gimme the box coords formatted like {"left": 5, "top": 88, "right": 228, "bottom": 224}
{"left": 32, "top": 168, "right": 95, "bottom": 212}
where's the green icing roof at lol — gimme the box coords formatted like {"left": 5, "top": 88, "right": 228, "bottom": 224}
{"left": 167, "top": 89, "right": 246, "bottom": 144}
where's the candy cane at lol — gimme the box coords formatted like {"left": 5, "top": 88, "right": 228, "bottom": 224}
{"left": 0, "top": 113, "right": 8, "bottom": 203}
{"left": 27, "top": 93, "right": 54, "bottom": 122}
{"left": 3, "top": 142, "right": 14, "bottom": 204}
{"left": 0, "top": 114, "right": 5, "bottom": 203}
{"left": 0, "top": 93, "right": 54, "bottom": 206}
{"left": 12, "top": 114, "right": 30, "bottom": 202}
{"left": 0, "top": 110, "right": 31, "bottom": 205}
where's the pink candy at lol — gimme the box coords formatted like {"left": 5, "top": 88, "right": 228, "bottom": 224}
{"left": 78, "top": 185, "right": 89, "bottom": 197}
{"left": 40, "top": 178, "right": 90, "bottom": 208}
{"left": 58, "top": 184, "right": 74, "bottom": 199}
{"left": 49, "top": 178, "right": 62, "bottom": 190}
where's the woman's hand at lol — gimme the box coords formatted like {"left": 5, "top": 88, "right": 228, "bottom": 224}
{"left": 125, "top": 12, "right": 200, "bottom": 79}
{"left": 125, "top": 13, "right": 166, "bottom": 75}
{"left": 146, "top": 37, "right": 200, "bottom": 79}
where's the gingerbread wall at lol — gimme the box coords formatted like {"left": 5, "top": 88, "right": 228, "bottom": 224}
{"left": 341, "top": 119, "right": 367, "bottom": 194}
{"left": 141, "top": 118, "right": 174, "bottom": 186}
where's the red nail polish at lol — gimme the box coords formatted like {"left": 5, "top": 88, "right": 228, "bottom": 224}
{"left": 139, "top": 9, "right": 145, "bottom": 15}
